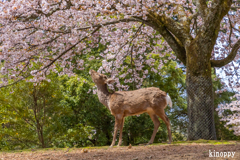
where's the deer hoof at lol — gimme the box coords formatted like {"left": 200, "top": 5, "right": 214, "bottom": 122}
{"left": 145, "top": 142, "right": 152, "bottom": 146}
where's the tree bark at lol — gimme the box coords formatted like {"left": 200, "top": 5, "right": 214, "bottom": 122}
{"left": 186, "top": 42, "right": 217, "bottom": 140}
{"left": 33, "top": 87, "right": 46, "bottom": 148}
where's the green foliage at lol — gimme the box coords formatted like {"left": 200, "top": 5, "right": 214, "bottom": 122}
{"left": 57, "top": 75, "right": 113, "bottom": 147}
{"left": 0, "top": 74, "right": 99, "bottom": 150}
{"left": 0, "top": 73, "right": 63, "bottom": 150}
{"left": 50, "top": 123, "right": 94, "bottom": 148}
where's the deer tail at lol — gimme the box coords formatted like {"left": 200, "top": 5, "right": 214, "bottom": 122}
{"left": 166, "top": 95, "right": 172, "bottom": 108}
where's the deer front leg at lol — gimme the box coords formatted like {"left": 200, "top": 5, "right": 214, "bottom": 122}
{"left": 147, "top": 114, "right": 160, "bottom": 145}
{"left": 110, "top": 115, "right": 123, "bottom": 147}
{"left": 117, "top": 117, "right": 125, "bottom": 147}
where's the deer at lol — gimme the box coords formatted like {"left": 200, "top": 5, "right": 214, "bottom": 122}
{"left": 89, "top": 69, "right": 172, "bottom": 147}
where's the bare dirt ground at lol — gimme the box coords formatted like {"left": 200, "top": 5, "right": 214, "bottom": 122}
{"left": 1, "top": 143, "right": 240, "bottom": 160}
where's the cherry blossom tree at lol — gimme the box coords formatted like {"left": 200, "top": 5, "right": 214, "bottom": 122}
{"left": 216, "top": 87, "right": 240, "bottom": 136}
{"left": 0, "top": 0, "right": 240, "bottom": 140}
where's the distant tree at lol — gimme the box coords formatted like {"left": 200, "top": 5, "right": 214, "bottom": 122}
{"left": 212, "top": 73, "right": 240, "bottom": 140}
{"left": 0, "top": 74, "right": 63, "bottom": 149}
{"left": 216, "top": 86, "right": 240, "bottom": 138}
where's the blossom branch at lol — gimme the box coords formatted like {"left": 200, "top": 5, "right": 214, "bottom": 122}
{"left": 130, "top": 44, "right": 135, "bottom": 90}
{"left": 110, "top": 23, "right": 143, "bottom": 70}
{"left": 35, "top": 26, "right": 101, "bottom": 73}
{"left": 0, "top": 26, "right": 101, "bottom": 88}
{"left": 228, "top": 14, "right": 234, "bottom": 48}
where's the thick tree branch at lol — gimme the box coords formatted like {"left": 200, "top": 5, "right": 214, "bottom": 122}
{"left": 148, "top": 11, "right": 191, "bottom": 47}
{"left": 137, "top": 14, "right": 187, "bottom": 65}
{"left": 195, "top": 0, "right": 232, "bottom": 52}
{"left": 211, "top": 39, "right": 240, "bottom": 67}
{"left": 176, "top": 5, "right": 191, "bottom": 28}
{"left": 197, "top": 0, "right": 209, "bottom": 19}
{"left": 210, "top": 0, "right": 232, "bottom": 22}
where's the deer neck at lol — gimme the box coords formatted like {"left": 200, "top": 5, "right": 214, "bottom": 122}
{"left": 96, "top": 84, "right": 111, "bottom": 110}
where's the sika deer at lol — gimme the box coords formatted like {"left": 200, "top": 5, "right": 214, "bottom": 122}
{"left": 89, "top": 69, "right": 172, "bottom": 147}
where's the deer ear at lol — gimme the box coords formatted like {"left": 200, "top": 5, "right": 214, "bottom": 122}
{"left": 105, "top": 78, "right": 115, "bottom": 84}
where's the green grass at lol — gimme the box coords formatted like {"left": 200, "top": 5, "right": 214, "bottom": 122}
{"left": 151, "top": 139, "right": 237, "bottom": 146}
{"left": 1, "top": 140, "right": 238, "bottom": 153}
{"left": 0, "top": 147, "right": 66, "bottom": 153}
{"left": 0, "top": 145, "right": 110, "bottom": 153}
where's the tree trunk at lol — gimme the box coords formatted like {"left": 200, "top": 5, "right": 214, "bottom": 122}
{"left": 186, "top": 42, "right": 217, "bottom": 140}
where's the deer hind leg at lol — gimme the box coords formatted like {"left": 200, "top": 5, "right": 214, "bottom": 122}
{"left": 147, "top": 113, "right": 160, "bottom": 145}
{"left": 117, "top": 117, "right": 125, "bottom": 147}
{"left": 157, "top": 110, "right": 172, "bottom": 144}
{"left": 110, "top": 115, "right": 123, "bottom": 147}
